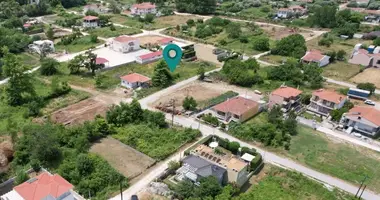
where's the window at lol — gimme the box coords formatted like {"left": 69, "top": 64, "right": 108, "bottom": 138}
{"left": 377, "top": 60, "right": 380, "bottom": 65}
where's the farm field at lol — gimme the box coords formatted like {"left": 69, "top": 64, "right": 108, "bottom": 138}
{"left": 90, "top": 137, "right": 155, "bottom": 179}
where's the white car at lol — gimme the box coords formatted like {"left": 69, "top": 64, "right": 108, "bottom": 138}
{"left": 364, "top": 99, "right": 375, "bottom": 106}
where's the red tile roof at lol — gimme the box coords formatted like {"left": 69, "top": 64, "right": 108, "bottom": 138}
{"left": 114, "top": 36, "right": 137, "bottom": 43}
{"left": 302, "top": 50, "right": 326, "bottom": 62}
{"left": 96, "top": 57, "right": 109, "bottom": 64}
{"left": 120, "top": 73, "right": 150, "bottom": 83}
{"left": 272, "top": 86, "right": 302, "bottom": 98}
{"left": 139, "top": 51, "right": 162, "bottom": 60}
{"left": 14, "top": 172, "right": 73, "bottom": 200}
{"left": 23, "top": 23, "right": 32, "bottom": 28}
{"left": 83, "top": 15, "right": 99, "bottom": 20}
{"left": 213, "top": 96, "right": 259, "bottom": 116}
{"left": 346, "top": 106, "right": 380, "bottom": 126}
{"left": 312, "top": 89, "right": 346, "bottom": 104}
{"left": 158, "top": 37, "right": 174, "bottom": 44}
{"left": 132, "top": 2, "right": 156, "bottom": 9}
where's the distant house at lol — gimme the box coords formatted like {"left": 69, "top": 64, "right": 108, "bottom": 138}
{"left": 83, "top": 4, "right": 109, "bottom": 14}
{"left": 276, "top": 6, "right": 306, "bottom": 18}
{"left": 301, "top": 50, "right": 330, "bottom": 67}
{"left": 307, "top": 89, "right": 348, "bottom": 116}
{"left": 340, "top": 106, "right": 380, "bottom": 137}
{"left": 363, "top": 10, "right": 380, "bottom": 23}
{"left": 28, "top": 40, "right": 55, "bottom": 55}
{"left": 176, "top": 155, "right": 227, "bottom": 185}
{"left": 130, "top": 2, "right": 157, "bottom": 16}
{"left": 1, "top": 172, "right": 84, "bottom": 200}
{"left": 269, "top": 86, "right": 302, "bottom": 112}
{"left": 120, "top": 73, "right": 151, "bottom": 89}
{"left": 349, "top": 44, "right": 380, "bottom": 68}
{"left": 83, "top": 16, "right": 99, "bottom": 28}
{"left": 363, "top": 31, "right": 380, "bottom": 39}
{"left": 211, "top": 96, "right": 260, "bottom": 123}
{"left": 136, "top": 51, "right": 162, "bottom": 64}
{"left": 110, "top": 36, "right": 140, "bottom": 53}
{"left": 96, "top": 57, "right": 109, "bottom": 68}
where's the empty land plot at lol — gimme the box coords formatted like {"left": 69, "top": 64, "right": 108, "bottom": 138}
{"left": 350, "top": 67, "right": 380, "bottom": 88}
{"left": 90, "top": 137, "right": 155, "bottom": 179}
{"left": 322, "top": 62, "right": 362, "bottom": 81}
{"left": 260, "top": 25, "right": 311, "bottom": 40}
{"left": 50, "top": 98, "right": 109, "bottom": 125}
{"left": 137, "top": 35, "right": 167, "bottom": 46}
{"left": 307, "top": 36, "right": 372, "bottom": 55}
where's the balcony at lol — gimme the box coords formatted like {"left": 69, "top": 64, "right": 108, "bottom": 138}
{"left": 310, "top": 99, "right": 335, "bottom": 109}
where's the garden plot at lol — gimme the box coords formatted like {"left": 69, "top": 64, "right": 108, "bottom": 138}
{"left": 90, "top": 137, "right": 155, "bottom": 179}
{"left": 350, "top": 67, "right": 380, "bottom": 88}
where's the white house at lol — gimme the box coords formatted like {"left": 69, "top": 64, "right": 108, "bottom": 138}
{"left": 83, "top": 16, "right": 99, "bottom": 28}
{"left": 277, "top": 6, "right": 306, "bottom": 18}
{"left": 136, "top": 51, "right": 162, "bottom": 64}
{"left": 131, "top": 2, "right": 157, "bottom": 16}
{"left": 111, "top": 36, "right": 140, "bottom": 53}
{"left": 83, "top": 4, "right": 109, "bottom": 14}
{"left": 28, "top": 40, "right": 55, "bottom": 55}
{"left": 120, "top": 73, "right": 151, "bottom": 89}
{"left": 301, "top": 50, "right": 330, "bottom": 67}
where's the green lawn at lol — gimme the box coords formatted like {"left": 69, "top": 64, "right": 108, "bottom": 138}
{"left": 19, "top": 53, "right": 40, "bottom": 68}
{"left": 236, "top": 7, "right": 272, "bottom": 20}
{"left": 259, "top": 54, "right": 291, "bottom": 65}
{"left": 112, "top": 124, "right": 200, "bottom": 160}
{"left": 88, "top": 26, "right": 142, "bottom": 38}
{"left": 238, "top": 165, "right": 356, "bottom": 200}
{"left": 301, "top": 111, "right": 323, "bottom": 122}
{"left": 322, "top": 62, "right": 362, "bottom": 81}
{"left": 55, "top": 35, "right": 104, "bottom": 53}
{"left": 306, "top": 36, "right": 372, "bottom": 56}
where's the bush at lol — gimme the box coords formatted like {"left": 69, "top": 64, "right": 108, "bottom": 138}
{"left": 241, "top": 146, "right": 257, "bottom": 156}
{"left": 250, "top": 154, "right": 263, "bottom": 171}
{"left": 260, "top": 6, "right": 270, "bottom": 13}
{"left": 336, "top": 50, "right": 346, "bottom": 61}
{"left": 202, "top": 113, "right": 219, "bottom": 126}
{"left": 50, "top": 79, "right": 71, "bottom": 98}
{"left": 15, "top": 170, "right": 29, "bottom": 185}
{"left": 228, "top": 141, "right": 240, "bottom": 154}
{"left": 318, "top": 37, "right": 333, "bottom": 47}
{"left": 219, "top": 39, "right": 227, "bottom": 46}
{"left": 186, "top": 19, "right": 195, "bottom": 27}
{"left": 252, "top": 37, "right": 270, "bottom": 51}
{"left": 30, "top": 159, "right": 41, "bottom": 172}
{"left": 183, "top": 96, "right": 197, "bottom": 111}
{"left": 40, "top": 58, "right": 59, "bottom": 76}
{"left": 357, "top": 82, "right": 376, "bottom": 95}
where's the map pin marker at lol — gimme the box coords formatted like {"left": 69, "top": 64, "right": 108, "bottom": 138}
{"left": 163, "top": 43, "right": 183, "bottom": 72}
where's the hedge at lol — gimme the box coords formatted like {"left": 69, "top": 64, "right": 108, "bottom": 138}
{"left": 250, "top": 154, "right": 263, "bottom": 171}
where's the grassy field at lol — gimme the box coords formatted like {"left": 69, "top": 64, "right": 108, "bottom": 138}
{"left": 322, "top": 61, "right": 362, "bottom": 81}
{"left": 19, "top": 53, "right": 40, "bottom": 68}
{"left": 110, "top": 14, "right": 201, "bottom": 30}
{"left": 88, "top": 26, "right": 142, "bottom": 38}
{"left": 306, "top": 36, "right": 372, "bottom": 56}
{"left": 112, "top": 124, "right": 200, "bottom": 160}
{"left": 55, "top": 35, "right": 104, "bottom": 53}
{"left": 236, "top": 7, "right": 272, "bottom": 20}
{"left": 301, "top": 111, "right": 323, "bottom": 122}
{"left": 40, "top": 60, "right": 217, "bottom": 91}
{"left": 239, "top": 164, "right": 356, "bottom": 200}
{"left": 259, "top": 54, "right": 291, "bottom": 65}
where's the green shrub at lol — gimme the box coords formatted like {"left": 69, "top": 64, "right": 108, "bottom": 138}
{"left": 202, "top": 113, "right": 219, "bottom": 126}
{"left": 250, "top": 154, "right": 263, "bottom": 171}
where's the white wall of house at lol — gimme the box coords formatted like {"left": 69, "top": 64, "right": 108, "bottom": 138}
{"left": 319, "top": 56, "right": 330, "bottom": 67}
{"left": 121, "top": 80, "right": 136, "bottom": 89}
{"left": 131, "top": 7, "right": 157, "bottom": 16}
{"left": 136, "top": 55, "right": 163, "bottom": 64}
{"left": 111, "top": 40, "right": 140, "bottom": 53}
{"left": 83, "top": 21, "right": 99, "bottom": 28}
{"left": 277, "top": 11, "right": 290, "bottom": 18}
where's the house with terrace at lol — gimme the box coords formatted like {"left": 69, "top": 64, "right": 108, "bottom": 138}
{"left": 130, "top": 2, "right": 157, "bottom": 17}
{"left": 210, "top": 96, "right": 261, "bottom": 123}
{"left": 301, "top": 50, "right": 330, "bottom": 67}
{"left": 340, "top": 106, "right": 380, "bottom": 137}
{"left": 307, "top": 89, "right": 347, "bottom": 116}
{"left": 269, "top": 86, "right": 303, "bottom": 112}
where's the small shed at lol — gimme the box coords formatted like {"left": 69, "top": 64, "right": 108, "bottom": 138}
{"left": 241, "top": 153, "right": 255, "bottom": 163}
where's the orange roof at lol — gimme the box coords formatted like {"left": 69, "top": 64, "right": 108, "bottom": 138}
{"left": 346, "top": 106, "right": 380, "bottom": 126}
{"left": 139, "top": 51, "right": 162, "bottom": 60}
{"left": 213, "top": 97, "right": 258, "bottom": 116}
{"left": 312, "top": 89, "right": 346, "bottom": 104}
{"left": 302, "top": 50, "right": 326, "bottom": 62}
{"left": 95, "top": 57, "right": 108, "bottom": 64}
{"left": 132, "top": 2, "right": 156, "bottom": 9}
{"left": 120, "top": 73, "right": 150, "bottom": 83}
{"left": 14, "top": 172, "right": 73, "bottom": 200}
{"left": 114, "top": 36, "right": 137, "bottom": 43}
{"left": 83, "top": 15, "right": 99, "bottom": 20}
{"left": 272, "top": 86, "right": 302, "bottom": 98}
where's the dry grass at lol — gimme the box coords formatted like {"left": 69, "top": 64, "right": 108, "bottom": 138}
{"left": 260, "top": 25, "right": 312, "bottom": 40}
{"left": 90, "top": 137, "right": 155, "bottom": 179}
{"left": 306, "top": 36, "right": 372, "bottom": 55}
{"left": 322, "top": 62, "right": 362, "bottom": 81}
{"left": 350, "top": 67, "right": 380, "bottom": 88}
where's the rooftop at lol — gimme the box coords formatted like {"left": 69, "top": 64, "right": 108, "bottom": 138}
{"left": 83, "top": 15, "right": 99, "bottom": 20}
{"left": 120, "top": 73, "right": 150, "bottom": 83}
{"left": 158, "top": 37, "right": 174, "bottom": 44}
{"left": 114, "top": 35, "right": 137, "bottom": 43}
{"left": 138, "top": 51, "right": 162, "bottom": 60}
{"left": 271, "top": 86, "right": 302, "bottom": 98}
{"left": 132, "top": 2, "right": 156, "bottom": 9}
{"left": 14, "top": 172, "right": 73, "bottom": 200}
{"left": 346, "top": 106, "right": 380, "bottom": 126}
{"left": 182, "top": 155, "right": 226, "bottom": 179}
{"left": 95, "top": 57, "right": 109, "bottom": 65}
{"left": 213, "top": 96, "right": 259, "bottom": 116}
{"left": 312, "top": 89, "right": 346, "bottom": 104}
{"left": 302, "top": 50, "right": 326, "bottom": 62}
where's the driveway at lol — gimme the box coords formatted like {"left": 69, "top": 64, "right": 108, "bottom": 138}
{"left": 92, "top": 47, "right": 151, "bottom": 68}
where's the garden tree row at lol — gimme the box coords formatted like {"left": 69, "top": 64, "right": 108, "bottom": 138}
{"left": 221, "top": 58, "right": 262, "bottom": 87}
{"left": 271, "top": 34, "right": 307, "bottom": 59}
{"left": 68, "top": 50, "right": 104, "bottom": 75}
{"left": 175, "top": 0, "right": 216, "bottom": 14}
{"left": 229, "top": 107, "right": 298, "bottom": 149}
{"left": 330, "top": 101, "right": 354, "bottom": 122}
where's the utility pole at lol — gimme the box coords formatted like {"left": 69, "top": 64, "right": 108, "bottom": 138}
{"left": 359, "top": 185, "right": 367, "bottom": 199}
{"left": 120, "top": 181, "right": 123, "bottom": 200}
{"left": 355, "top": 175, "right": 367, "bottom": 198}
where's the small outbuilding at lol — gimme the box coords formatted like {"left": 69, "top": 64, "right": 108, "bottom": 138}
{"left": 120, "top": 73, "right": 151, "bottom": 89}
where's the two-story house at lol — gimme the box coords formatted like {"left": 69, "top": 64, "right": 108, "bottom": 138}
{"left": 340, "top": 106, "right": 380, "bottom": 137}
{"left": 110, "top": 36, "right": 140, "bottom": 53}
{"left": 269, "top": 86, "right": 302, "bottom": 112}
{"left": 1, "top": 172, "right": 84, "bottom": 200}
{"left": 130, "top": 2, "right": 157, "bottom": 16}
{"left": 211, "top": 96, "right": 260, "bottom": 123}
{"left": 83, "top": 16, "right": 99, "bottom": 28}
{"left": 307, "top": 89, "right": 347, "bottom": 116}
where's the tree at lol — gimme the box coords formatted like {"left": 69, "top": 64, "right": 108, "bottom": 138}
{"left": 2, "top": 48, "right": 36, "bottom": 106}
{"left": 40, "top": 58, "right": 59, "bottom": 76}
{"left": 336, "top": 50, "right": 346, "bottom": 61}
{"left": 175, "top": 180, "right": 195, "bottom": 199}
{"left": 283, "top": 111, "right": 298, "bottom": 136}
{"left": 68, "top": 54, "right": 85, "bottom": 74}
{"left": 30, "top": 159, "right": 41, "bottom": 172}
{"left": 226, "top": 23, "right": 241, "bottom": 39}
{"left": 244, "top": 58, "right": 260, "bottom": 71}
{"left": 186, "top": 19, "right": 195, "bottom": 27}
{"left": 215, "top": 185, "right": 234, "bottom": 200}
{"left": 228, "top": 141, "right": 240, "bottom": 154}
{"left": 76, "top": 154, "right": 94, "bottom": 176}
{"left": 175, "top": 0, "right": 216, "bottom": 14}
{"left": 152, "top": 60, "right": 173, "bottom": 87}
{"left": 183, "top": 96, "right": 197, "bottom": 111}
{"left": 330, "top": 101, "right": 354, "bottom": 121}
{"left": 197, "top": 65, "right": 205, "bottom": 80}
{"left": 46, "top": 26, "right": 54, "bottom": 40}
{"left": 50, "top": 78, "right": 71, "bottom": 98}
{"left": 195, "top": 176, "right": 222, "bottom": 198}
{"left": 357, "top": 82, "right": 376, "bottom": 95}
{"left": 252, "top": 37, "right": 270, "bottom": 51}
{"left": 168, "top": 160, "right": 181, "bottom": 172}
{"left": 84, "top": 50, "right": 103, "bottom": 75}
{"left": 268, "top": 105, "right": 283, "bottom": 125}
{"left": 307, "top": 5, "right": 337, "bottom": 28}
{"left": 303, "top": 64, "right": 324, "bottom": 89}
{"left": 271, "top": 34, "right": 306, "bottom": 58}
{"left": 15, "top": 170, "right": 29, "bottom": 185}
{"left": 109, "top": 0, "right": 121, "bottom": 13}
{"left": 144, "top": 13, "right": 155, "bottom": 23}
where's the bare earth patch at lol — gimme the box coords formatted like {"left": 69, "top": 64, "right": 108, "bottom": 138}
{"left": 350, "top": 67, "right": 380, "bottom": 88}
{"left": 90, "top": 137, "right": 155, "bottom": 179}
{"left": 137, "top": 35, "right": 167, "bottom": 46}
{"left": 259, "top": 25, "right": 312, "bottom": 40}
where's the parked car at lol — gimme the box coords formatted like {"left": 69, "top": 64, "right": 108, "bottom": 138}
{"left": 213, "top": 48, "right": 225, "bottom": 55}
{"left": 364, "top": 99, "right": 376, "bottom": 106}
{"left": 131, "top": 195, "right": 139, "bottom": 200}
